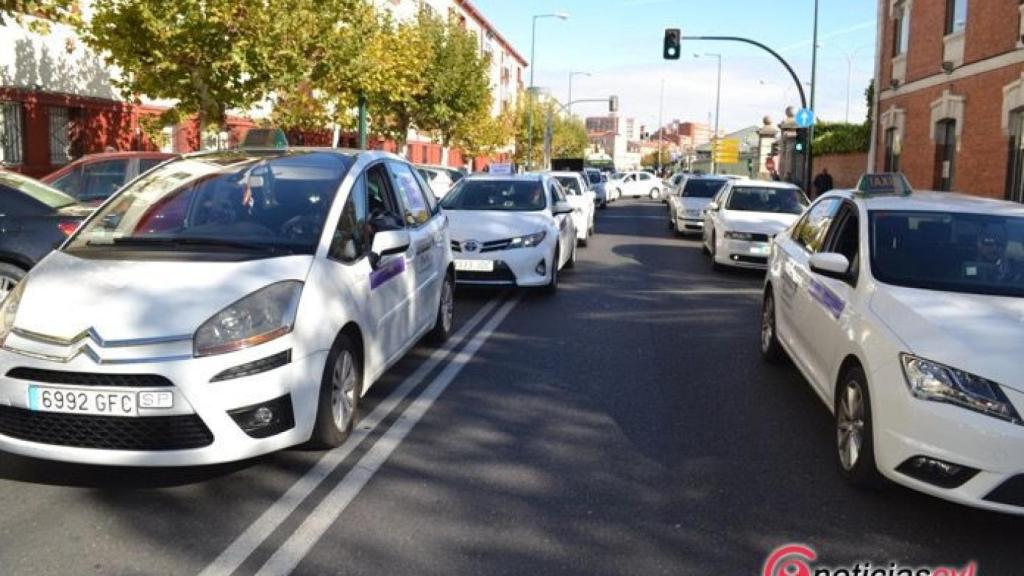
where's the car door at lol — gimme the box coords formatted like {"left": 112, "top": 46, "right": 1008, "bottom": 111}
{"left": 620, "top": 173, "right": 637, "bottom": 197}
{"left": 704, "top": 185, "right": 730, "bottom": 246}
{"left": 775, "top": 197, "right": 843, "bottom": 393}
{"left": 636, "top": 172, "right": 654, "bottom": 196}
{"left": 387, "top": 159, "right": 445, "bottom": 333}
{"left": 549, "top": 180, "right": 573, "bottom": 265}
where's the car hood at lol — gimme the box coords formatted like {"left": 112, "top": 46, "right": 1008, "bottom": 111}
{"left": 871, "top": 286, "right": 1024, "bottom": 392}
{"left": 445, "top": 210, "right": 554, "bottom": 243}
{"left": 13, "top": 251, "right": 314, "bottom": 341}
{"left": 721, "top": 211, "right": 799, "bottom": 235}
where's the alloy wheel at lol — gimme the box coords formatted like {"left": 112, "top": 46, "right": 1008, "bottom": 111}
{"left": 837, "top": 381, "right": 866, "bottom": 471}
{"left": 331, "top": 350, "right": 358, "bottom": 432}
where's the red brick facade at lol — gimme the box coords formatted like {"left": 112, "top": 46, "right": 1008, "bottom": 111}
{"left": 875, "top": 0, "right": 1024, "bottom": 200}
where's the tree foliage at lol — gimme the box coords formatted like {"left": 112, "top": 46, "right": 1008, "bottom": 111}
{"left": 551, "top": 115, "right": 587, "bottom": 159}
{"left": 812, "top": 122, "right": 871, "bottom": 156}
{"left": 1, "top": 0, "right": 79, "bottom": 32}
{"left": 458, "top": 107, "right": 513, "bottom": 160}
{"left": 512, "top": 97, "right": 586, "bottom": 167}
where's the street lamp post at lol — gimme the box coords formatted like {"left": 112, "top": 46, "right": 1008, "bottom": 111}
{"left": 527, "top": 12, "right": 569, "bottom": 171}
{"left": 568, "top": 71, "right": 590, "bottom": 117}
{"left": 657, "top": 78, "right": 665, "bottom": 175}
{"left": 808, "top": 0, "right": 820, "bottom": 192}
{"left": 695, "top": 53, "right": 722, "bottom": 174}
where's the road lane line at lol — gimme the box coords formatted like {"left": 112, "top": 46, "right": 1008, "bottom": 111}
{"left": 254, "top": 296, "right": 521, "bottom": 576}
{"left": 198, "top": 297, "right": 502, "bottom": 576}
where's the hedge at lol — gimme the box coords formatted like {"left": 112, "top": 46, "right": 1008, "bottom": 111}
{"left": 812, "top": 122, "right": 871, "bottom": 156}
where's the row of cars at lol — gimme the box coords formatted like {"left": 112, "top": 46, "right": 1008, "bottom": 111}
{"left": 663, "top": 171, "right": 1024, "bottom": 515}
{"left": 0, "top": 144, "right": 603, "bottom": 467}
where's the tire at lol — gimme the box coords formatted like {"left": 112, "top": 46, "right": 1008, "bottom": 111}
{"left": 835, "top": 366, "right": 884, "bottom": 487}
{"left": 427, "top": 272, "right": 454, "bottom": 344}
{"left": 760, "top": 289, "right": 785, "bottom": 364}
{"left": 310, "top": 336, "right": 361, "bottom": 448}
{"left": 649, "top": 188, "right": 661, "bottom": 200}
{"left": 543, "top": 248, "right": 559, "bottom": 294}
{"left": 0, "top": 263, "right": 26, "bottom": 301}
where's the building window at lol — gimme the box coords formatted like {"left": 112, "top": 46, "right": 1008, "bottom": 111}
{"left": 1007, "top": 108, "right": 1024, "bottom": 204}
{"left": 945, "top": 0, "right": 967, "bottom": 35}
{"left": 48, "top": 107, "right": 71, "bottom": 165}
{"left": 0, "top": 101, "right": 24, "bottom": 166}
{"left": 934, "top": 119, "right": 957, "bottom": 191}
{"left": 884, "top": 127, "right": 901, "bottom": 172}
{"left": 893, "top": 2, "right": 910, "bottom": 56}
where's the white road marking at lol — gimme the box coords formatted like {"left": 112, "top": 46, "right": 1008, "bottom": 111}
{"left": 198, "top": 297, "right": 502, "bottom": 576}
{"left": 254, "top": 296, "right": 521, "bottom": 576}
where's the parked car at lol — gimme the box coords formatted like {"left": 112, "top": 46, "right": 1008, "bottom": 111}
{"left": 702, "top": 180, "right": 808, "bottom": 270}
{"left": 551, "top": 171, "right": 596, "bottom": 246}
{"left": 416, "top": 164, "right": 465, "bottom": 198}
{"left": 667, "top": 175, "right": 730, "bottom": 235}
{"left": 583, "top": 168, "right": 608, "bottom": 208}
{"left": 0, "top": 148, "right": 454, "bottom": 466}
{"left": 42, "top": 151, "right": 177, "bottom": 204}
{"left": 762, "top": 173, "right": 1024, "bottom": 515}
{"left": 0, "top": 170, "right": 92, "bottom": 298}
{"left": 442, "top": 174, "right": 576, "bottom": 292}
{"left": 608, "top": 171, "right": 663, "bottom": 200}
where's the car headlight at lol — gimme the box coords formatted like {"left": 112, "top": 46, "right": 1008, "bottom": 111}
{"left": 194, "top": 281, "right": 303, "bottom": 357}
{"left": 724, "top": 231, "right": 754, "bottom": 241}
{"left": 900, "top": 354, "right": 1022, "bottom": 425}
{"left": 0, "top": 280, "right": 27, "bottom": 346}
{"left": 508, "top": 231, "right": 547, "bottom": 249}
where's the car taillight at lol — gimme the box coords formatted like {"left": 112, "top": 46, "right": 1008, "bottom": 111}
{"left": 57, "top": 221, "right": 80, "bottom": 237}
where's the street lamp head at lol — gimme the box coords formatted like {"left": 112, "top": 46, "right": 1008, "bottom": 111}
{"left": 554, "top": 11, "right": 570, "bottom": 19}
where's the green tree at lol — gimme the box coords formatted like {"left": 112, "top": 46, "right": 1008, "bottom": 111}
{"left": 414, "top": 13, "right": 492, "bottom": 150}
{"left": 641, "top": 149, "right": 671, "bottom": 168}
{"left": 512, "top": 96, "right": 547, "bottom": 168}
{"left": 552, "top": 115, "right": 587, "bottom": 159}
{"left": 1, "top": 0, "right": 79, "bottom": 32}
{"left": 458, "top": 106, "right": 513, "bottom": 162}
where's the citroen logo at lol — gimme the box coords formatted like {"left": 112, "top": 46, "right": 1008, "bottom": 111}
{"left": 463, "top": 240, "right": 481, "bottom": 253}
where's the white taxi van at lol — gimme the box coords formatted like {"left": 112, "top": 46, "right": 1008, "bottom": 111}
{"left": 762, "top": 173, "right": 1024, "bottom": 514}
{"left": 0, "top": 148, "right": 454, "bottom": 466}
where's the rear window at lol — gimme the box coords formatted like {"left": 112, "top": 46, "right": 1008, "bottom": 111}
{"left": 0, "top": 171, "right": 76, "bottom": 208}
{"left": 440, "top": 180, "right": 546, "bottom": 211}
{"left": 555, "top": 176, "right": 583, "bottom": 195}
{"left": 682, "top": 179, "right": 726, "bottom": 198}
{"left": 726, "top": 186, "right": 807, "bottom": 214}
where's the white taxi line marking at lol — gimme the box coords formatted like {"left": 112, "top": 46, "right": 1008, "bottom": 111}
{"left": 254, "top": 296, "right": 521, "bottom": 576}
{"left": 198, "top": 297, "right": 502, "bottom": 576}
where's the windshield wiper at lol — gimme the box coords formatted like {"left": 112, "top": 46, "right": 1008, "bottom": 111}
{"left": 98, "top": 236, "right": 297, "bottom": 254}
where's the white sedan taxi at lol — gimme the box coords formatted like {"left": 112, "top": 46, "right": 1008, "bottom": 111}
{"left": 551, "top": 171, "right": 596, "bottom": 246}
{"left": 0, "top": 148, "right": 454, "bottom": 466}
{"left": 762, "top": 173, "right": 1024, "bottom": 514}
{"left": 442, "top": 174, "right": 576, "bottom": 293}
{"left": 703, "top": 180, "right": 809, "bottom": 270}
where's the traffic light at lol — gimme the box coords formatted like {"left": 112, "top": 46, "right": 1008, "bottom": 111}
{"left": 663, "top": 29, "right": 681, "bottom": 60}
{"left": 795, "top": 128, "right": 809, "bottom": 153}
{"left": 609, "top": 95, "right": 619, "bottom": 113}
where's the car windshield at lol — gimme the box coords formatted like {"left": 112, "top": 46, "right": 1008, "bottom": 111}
{"left": 440, "top": 179, "right": 546, "bottom": 211}
{"left": 0, "top": 172, "right": 77, "bottom": 208}
{"left": 65, "top": 151, "right": 351, "bottom": 256}
{"left": 585, "top": 172, "right": 602, "bottom": 184}
{"left": 682, "top": 179, "right": 726, "bottom": 198}
{"left": 555, "top": 176, "right": 582, "bottom": 194}
{"left": 871, "top": 210, "right": 1024, "bottom": 297}
{"left": 726, "top": 186, "right": 807, "bottom": 214}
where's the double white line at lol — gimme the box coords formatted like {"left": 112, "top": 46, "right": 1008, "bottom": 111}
{"left": 200, "top": 295, "right": 520, "bottom": 576}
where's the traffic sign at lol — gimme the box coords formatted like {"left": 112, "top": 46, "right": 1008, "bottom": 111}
{"left": 712, "top": 138, "right": 740, "bottom": 164}
{"left": 795, "top": 108, "right": 815, "bottom": 128}
{"left": 765, "top": 157, "right": 776, "bottom": 171}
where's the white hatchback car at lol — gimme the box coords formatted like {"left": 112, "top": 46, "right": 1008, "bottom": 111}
{"left": 551, "top": 171, "right": 596, "bottom": 246}
{"left": 0, "top": 149, "right": 454, "bottom": 466}
{"left": 703, "top": 180, "right": 809, "bottom": 270}
{"left": 609, "top": 171, "right": 663, "bottom": 200}
{"left": 762, "top": 174, "right": 1024, "bottom": 514}
{"left": 442, "top": 174, "right": 576, "bottom": 292}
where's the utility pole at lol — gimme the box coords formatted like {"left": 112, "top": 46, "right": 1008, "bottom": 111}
{"left": 808, "top": 0, "right": 820, "bottom": 193}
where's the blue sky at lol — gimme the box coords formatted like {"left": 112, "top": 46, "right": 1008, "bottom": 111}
{"left": 473, "top": 0, "right": 878, "bottom": 133}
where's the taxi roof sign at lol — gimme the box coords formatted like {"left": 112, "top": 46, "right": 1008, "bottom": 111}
{"left": 855, "top": 172, "right": 912, "bottom": 196}
{"left": 241, "top": 127, "right": 289, "bottom": 150}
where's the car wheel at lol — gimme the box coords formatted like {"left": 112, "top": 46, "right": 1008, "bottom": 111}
{"left": 836, "top": 367, "right": 883, "bottom": 487}
{"left": 760, "top": 289, "right": 785, "bottom": 364}
{"left": 710, "top": 231, "right": 724, "bottom": 271}
{"left": 427, "top": 272, "right": 454, "bottom": 344}
{"left": 543, "top": 248, "right": 559, "bottom": 294}
{"left": 311, "top": 336, "right": 361, "bottom": 448}
{"left": 0, "top": 263, "right": 26, "bottom": 301}
{"left": 649, "top": 188, "right": 661, "bottom": 200}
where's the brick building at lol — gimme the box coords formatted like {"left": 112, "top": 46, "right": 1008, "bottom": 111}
{"left": 874, "top": 0, "right": 1024, "bottom": 202}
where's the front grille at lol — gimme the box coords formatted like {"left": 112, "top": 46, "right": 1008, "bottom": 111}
{"left": 456, "top": 261, "right": 517, "bottom": 284}
{"left": 7, "top": 368, "right": 172, "bottom": 388}
{"left": 984, "top": 475, "right": 1024, "bottom": 507}
{"left": 0, "top": 405, "right": 213, "bottom": 450}
{"left": 750, "top": 233, "right": 772, "bottom": 243}
{"left": 450, "top": 240, "right": 462, "bottom": 253}
{"left": 481, "top": 239, "right": 513, "bottom": 253}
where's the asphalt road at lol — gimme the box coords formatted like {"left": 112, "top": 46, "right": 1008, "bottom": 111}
{"left": 1, "top": 199, "right": 1021, "bottom": 575}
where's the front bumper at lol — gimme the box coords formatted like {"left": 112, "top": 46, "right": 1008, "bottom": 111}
{"left": 0, "top": 338, "right": 326, "bottom": 466}
{"left": 675, "top": 216, "right": 704, "bottom": 233}
{"left": 453, "top": 244, "right": 553, "bottom": 287}
{"left": 715, "top": 237, "right": 772, "bottom": 269}
{"left": 871, "top": 358, "right": 1024, "bottom": 515}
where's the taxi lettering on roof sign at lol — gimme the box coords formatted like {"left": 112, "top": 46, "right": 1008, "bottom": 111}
{"left": 855, "top": 172, "right": 912, "bottom": 196}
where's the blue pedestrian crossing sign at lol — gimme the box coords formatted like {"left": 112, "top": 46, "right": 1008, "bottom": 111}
{"left": 795, "top": 108, "right": 815, "bottom": 128}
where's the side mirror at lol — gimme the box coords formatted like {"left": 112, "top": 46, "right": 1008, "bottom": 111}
{"left": 707, "top": 202, "right": 719, "bottom": 211}
{"left": 809, "top": 252, "right": 852, "bottom": 281}
{"left": 370, "top": 229, "right": 411, "bottom": 267}
{"left": 553, "top": 202, "right": 574, "bottom": 215}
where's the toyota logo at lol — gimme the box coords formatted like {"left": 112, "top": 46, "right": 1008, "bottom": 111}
{"left": 463, "top": 240, "right": 480, "bottom": 253}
